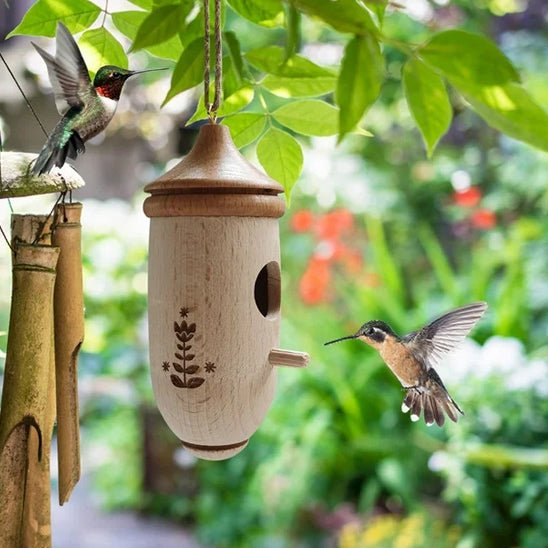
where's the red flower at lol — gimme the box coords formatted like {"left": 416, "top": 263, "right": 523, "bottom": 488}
{"left": 341, "top": 249, "right": 363, "bottom": 274}
{"left": 471, "top": 209, "right": 496, "bottom": 229}
{"left": 453, "top": 187, "right": 481, "bottom": 207}
{"left": 332, "top": 241, "right": 349, "bottom": 261}
{"left": 316, "top": 209, "right": 354, "bottom": 241}
{"left": 291, "top": 210, "right": 314, "bottom": 233}
{"left": 299, "top": 256, "right": 331, "bottom": 305}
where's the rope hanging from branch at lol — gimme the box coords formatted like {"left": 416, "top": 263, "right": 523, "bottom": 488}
{"left": 203, "top": 0, "right": 223, "bottom": 122}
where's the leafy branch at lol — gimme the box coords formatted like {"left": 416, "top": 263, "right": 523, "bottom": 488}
{"left": 6, "top": 0, "right": 548, "bottom": 200}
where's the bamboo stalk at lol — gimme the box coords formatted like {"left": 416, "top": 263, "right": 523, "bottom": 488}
{"left": 11, "top": 213, "right": 53, "bottom": 246}
{"left": 0, "top": 242, "right": 59, "bottom": 547}
{"left": 52, "top": 203, "right": 84, "bottom": 505}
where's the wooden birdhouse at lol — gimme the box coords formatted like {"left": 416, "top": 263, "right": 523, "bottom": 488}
{"left": 144, "top": 123, "right": 308, "bottom": 460}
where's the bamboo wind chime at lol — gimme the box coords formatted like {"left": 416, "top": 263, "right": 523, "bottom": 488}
{"left": 144, "top": 0, "right": 309, "bottom": 461}
{"left": 0, "top": 132, "right": 86, "bottom": 544}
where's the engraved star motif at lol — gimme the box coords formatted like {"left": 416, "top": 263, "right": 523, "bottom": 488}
{"left": 162, "top": 361, "right": 170, "bottom": 371}
{"left": 205, "top": 361, "right": 216, "bottom": 373}
{"left": 180, "top": 307, "right": 190, "bottom": 318}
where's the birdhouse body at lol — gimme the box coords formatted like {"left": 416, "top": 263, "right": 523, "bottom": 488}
{"left": 144, "top": 123, "right": 294, "bottom": 460}
{"left": 147, "top": 216, "right": 280, "bottom": 457}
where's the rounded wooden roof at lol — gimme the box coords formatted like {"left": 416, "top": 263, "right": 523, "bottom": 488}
{"left": 144, "top": 123, "right": 284, "bottom": 196}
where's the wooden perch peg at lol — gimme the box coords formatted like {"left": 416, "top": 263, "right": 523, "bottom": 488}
{"left": 0, "top": 240, "right": 59, "bottom": 548}
{"left": 52, "top": 203, "right": 84, "bottom": 505}
{"left": 269, "top": 349, "right": 310, "bottom": 368}
{"left": 0, "top": 152, "right": 85, "bottom": 199}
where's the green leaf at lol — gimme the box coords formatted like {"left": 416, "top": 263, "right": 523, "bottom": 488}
{"left": 130, "top": 4, "right": 185, "bottom": 52}
{"left": 403, "top": 58, "right": 452, "bottom": 157}
{"left": 336, "top": 33, "right": 383, "bottom": 138}
{"left": 227, "top": 0, "right": 284, "bottom": 27}
{"left": 462, "top": 83, "right": 548, "bottom": 152}
{"left": 7, "top": 0, "right": 101, "bottom": 37}
{"left": 262, "top": 74, "right": 336, "bottom": 98}
{"left": 272, "top": 100, "right": 338, "bottom": 136}
{"left": 224, "top": 32, "right": 245, "bottom": 81}
{"left": 163, "top": 37, "right": 205, "bottom": 106}
{"left": 256, "top": 127, "right": 303, "bottom": 199}
{"left": 419, "top": 30, "right": 520, "bottom": 88}
{"left": 223, "top": 113, "right": 267, "bottom": 147}
{"left": 364, "top": 0, "right": 387, "bottom": 23}
{"left": 223, "top": 56, "right": 243, "bottom": 99}
{"left": 187, "top": 87, "right": 255, "bottom": 124}
{"left": 284, "top": 3, "right": 301, "bottom": 61}
{"left": 127, "top": 0, "right": 152, "bottom": 8}
{"left": 112, "top": 11, "right": 182, "bottom": 60}
{"left": 246, "top": 46, "right": 335, "bottom": 77}
{"left": 179, "top": 9, "right": 204, "bottom": 47}
{"left": 289, "top": 0, "right": 377, "bottom": 34}
{"left": 79, "top": 28, "right": 128, "bottom": 76}
{"left": 354, "top": 126, "right": 374, "bottom": 137}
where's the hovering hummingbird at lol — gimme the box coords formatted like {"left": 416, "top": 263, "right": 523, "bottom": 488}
{"left": 32, "top": 22, "right": 165, "bottom": 175}
{"left": 324, "top": 302, "right": 488, "bottom": 426}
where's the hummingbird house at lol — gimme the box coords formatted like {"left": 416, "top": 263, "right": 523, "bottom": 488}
{"left": 144, "top": 123, "right": 308, "bottom": 460}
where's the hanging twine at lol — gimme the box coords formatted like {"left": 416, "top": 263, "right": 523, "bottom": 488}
{"left": 203, "top": 0, "right": 223, "bottom": 122}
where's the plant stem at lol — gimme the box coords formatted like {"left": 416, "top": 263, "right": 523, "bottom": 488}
{"left": 101, "top": 0, "right": 109, "bottom": 27}
{"left": 182, "top": 341, "right": 187, "bottom": 385}
{"left": 380, "top": 35, "right": 416, "bottom": 56}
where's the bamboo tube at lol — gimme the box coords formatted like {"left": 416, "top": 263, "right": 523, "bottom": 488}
{"left": 0, "top": 242, "right": 59, "bottom": 547}
{"left": 52, "top": 203, "right": 84, "bottom": 505}
{"left": 0, "top": 423, "right": 29, "bottom": 545}
{"left": 11, "top": 213, "right": 53, "bottom": 246}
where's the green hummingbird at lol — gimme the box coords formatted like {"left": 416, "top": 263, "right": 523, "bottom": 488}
{"left": 32, "top": 22, "right": 165, "bottom": 176}
{"left": 325, "top": 302, "right": 488, "bottom": 426}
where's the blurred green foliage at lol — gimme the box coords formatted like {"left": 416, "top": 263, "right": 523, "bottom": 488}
{"left": 1, "top": 1, "right": 547, "bottom": 547}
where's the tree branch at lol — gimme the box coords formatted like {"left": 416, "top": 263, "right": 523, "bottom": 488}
{"left": 0, "top": 152, "right": 85, "bottom": 199}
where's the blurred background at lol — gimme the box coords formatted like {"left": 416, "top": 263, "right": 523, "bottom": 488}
{"left": 1, "top": 1, "right": 547, "bottom": 547}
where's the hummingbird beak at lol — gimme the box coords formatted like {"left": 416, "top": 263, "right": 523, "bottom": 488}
{"left": 128, "top": 67, "right": 169, "bottom": 76}
{"left": 324, "top": 334, "right": 359, "bottom": 346}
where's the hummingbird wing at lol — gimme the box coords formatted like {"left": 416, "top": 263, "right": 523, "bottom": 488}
{"left": 32, "top": 23, "right": 93, "bottom": 115}
{"left": 403, "top": 302, "right": 487, "bottom": 370}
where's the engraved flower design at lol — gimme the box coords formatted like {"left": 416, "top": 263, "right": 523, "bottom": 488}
{"left": 205, "top": 362, "right": 216, "bottom": 373}
{"left": 162, "top": 307, "right": 206, "bottom": 390}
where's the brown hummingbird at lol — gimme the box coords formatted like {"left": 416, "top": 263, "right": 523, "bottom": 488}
{"left": 324, "top": 302, "right": 488, "bottom": 426}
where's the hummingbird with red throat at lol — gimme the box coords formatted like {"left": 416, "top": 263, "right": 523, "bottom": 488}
{"left": 324, "top": 302, "right": 487, "bottom": 426}
{"left": 32, "top": 22, "right": 165, "bottom": 175}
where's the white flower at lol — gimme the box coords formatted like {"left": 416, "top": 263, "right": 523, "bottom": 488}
{"left": 441, "top": 336, "right": 547, "bottom": 396}
{"left": 479, "top": 336, "right": 527, "bottom": 377}
{"left": 439, "top": 338, "right": 482, "bottom": 385}
{"left": 505, "top": 358, "right": 548, "bottom": 396}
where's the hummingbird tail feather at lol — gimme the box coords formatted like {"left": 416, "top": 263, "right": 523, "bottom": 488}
{"left": 439, "top": 393, "right": 463, "bottom": 423}
{"left": 401, "top": 383, "right": 463, "bottom": 427}
{"left": 32, "top": 131, "right": 85, "bottom": 176}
